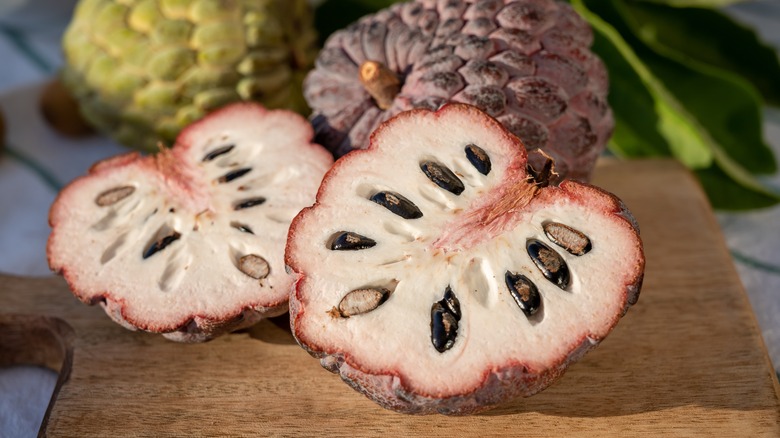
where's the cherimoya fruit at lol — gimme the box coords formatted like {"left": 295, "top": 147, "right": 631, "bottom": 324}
{"left": 48, "top": 103, "right": 333, "bottom": 342}
{"left": 286, "top": 103, "right": 644, "bottom": 414}
{"left": 61, "top": 0, "right": 318, "bottom": 152}
{"left": 305, "top": 0, "right": 613, "bottom": 182}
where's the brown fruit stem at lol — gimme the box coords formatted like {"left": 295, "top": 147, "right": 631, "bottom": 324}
{"left": 359, "top": 61, "right": 400, "bottom": 110}
{"left": 527, "top": 150, "right": 559, "bottom": 188}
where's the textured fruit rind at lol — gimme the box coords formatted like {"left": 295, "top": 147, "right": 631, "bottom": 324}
{"left": 48, "top": 103, "right": 333, "bottom": 342}
{"left": 305, "top": 0, "right": 613, "bottom": 182}
{"left": 286, "top": 103, "right": 643, "bottom": 414}
{"left": 61, "top": 0, "right": 318, "bottom": 152}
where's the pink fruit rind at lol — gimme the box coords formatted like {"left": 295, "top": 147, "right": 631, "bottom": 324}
{"left": 286, "top": 103, "right": 644, "bottom": 413}
{"left": 48, "top": 157, "right": 274, "bottom": 342}
{"left": 307, "top": 331, "right": 595, "bottom": 415}
{"left": 48, "top": 103, "right": 333, "bottom": 342}
{"left": 288, "top": 185, "right": 643, "bottom": 413}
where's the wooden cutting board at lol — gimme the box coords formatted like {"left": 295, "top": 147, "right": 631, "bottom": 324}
{"left": 2, "top": 159, "right": 779, "bottom": 437}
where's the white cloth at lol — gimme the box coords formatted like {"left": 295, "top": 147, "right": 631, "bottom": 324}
{"left": 0, "top": 2, "right": 778, "bottom": 437}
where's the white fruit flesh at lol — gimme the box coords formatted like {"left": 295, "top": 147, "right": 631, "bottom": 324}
{"left": 287, "top": 104, "right": 643, "bottom": 411}
{"left": 48, "top": 103, "right": 333, "bottom": 341}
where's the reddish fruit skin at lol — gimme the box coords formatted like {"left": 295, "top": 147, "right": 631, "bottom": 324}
{"left": 304, "top": 0, "right": 613, "bottom": 182}
{"left": 286, "top": 104, "right": 644, "bottom": 414}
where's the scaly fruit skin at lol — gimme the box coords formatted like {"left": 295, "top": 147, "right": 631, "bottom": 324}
{"left": 305, "top": 0, "right": 612, "bottom": 181}
{"left": 287, "top": 104, "right": 643, "bottom": 414}
{"left": 61, "top": 0, "right": 318, "bottom": 152}
{"left": 48, "top": 103, "right": 333, "bottom": 342}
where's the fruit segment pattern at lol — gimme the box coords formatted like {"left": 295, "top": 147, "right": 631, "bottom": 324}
{"left": 287, "top": 104, "right": 644, "bottom": 414}
{"left": 62, "top": 0, "right": 318, "bottom": 151}
{"left": 48, "top": 103, "right": 333, "bottom": 342}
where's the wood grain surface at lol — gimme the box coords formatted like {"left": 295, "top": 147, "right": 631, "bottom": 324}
{"left": 1, "top": 159, "right": 778, "bottom": 437}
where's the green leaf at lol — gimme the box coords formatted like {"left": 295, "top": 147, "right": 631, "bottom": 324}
{"left": 587, "top": 22, "right": 672, "bottom": 158}
{"left": 618, "top": 1, "right": 780, "bottom": 107}
{"left": 314, "top": 0, "right": 400, "bottom": 44}
{"left": 615, "top": 1, "right": 777, "bottom": 175}
{"left": 640, "top": 50, "right": 776, "bottom": 174}
{"left": 630, "top": 0, "right": 747, "bottom": 7}
{"left": 573, "top": 0, "right": 713, "bottom": 168}
{"left": 696, "top": 165, "right": 779, "bottom": 210}
{"left": 579, "top": 0, "right": 780, "bottom": 209}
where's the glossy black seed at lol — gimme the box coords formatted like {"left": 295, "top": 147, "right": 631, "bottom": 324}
{"left": 233, "top": 197, "right": 266, "bottom": 210}
{"left": 370, "top": 191, "right": 423, "bottom": 219}
{"left": 442, "top": 286, "right": 461, "bottom": 320}
{"left": 420, "top": 161, "right": 465, "bottom": 195}
{"left": 465, "top": 143, "right": 491, "bottom": 175}
{"left": 527, "top": 239, "right": 570, "bottom": 289}
{"left": 217, "top": 167, "right": 251, "bottom": 183}
{"left": 143, "top": 232, "right": 181, "bottom": 259}
{"left": 431, "top": 303, "right": 459, "bottom": 353}
{"left": 543, "top": 222, "right": 592, "bottom": 256}
{"left": 330, "top": 232, "right": 377, "bottom": 251}
{"left": 505, "top": 271, "right": 541, "bottom": 316}
{"left": 431, "top": 287, "right": 461, "bottom": 353}
{"left": 202, "top": 144, "right": 235, "bottom": 161}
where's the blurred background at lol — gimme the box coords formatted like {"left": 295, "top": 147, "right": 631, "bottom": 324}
{"left": 0, "top": 0, "right": 778, "bottom": 436}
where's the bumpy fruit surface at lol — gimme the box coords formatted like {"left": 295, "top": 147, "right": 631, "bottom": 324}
{"left": 62, "top": 0, "right": 318, "bottom": 152}
{"left": 48, "top": 103, "right": 333, "bottom": 342}
{"left": 286, "top": 104, "right": 643, "bottom": 414}
{"left": 305, "top": 0, "right": 612, "bottom": 181}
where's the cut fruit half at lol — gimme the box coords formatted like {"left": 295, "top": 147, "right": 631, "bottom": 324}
{"left": 48, "top": 103, "right": 333, "bottom": 342}
{"left": 286, "top": 103, "right": 644, "bottom": 414}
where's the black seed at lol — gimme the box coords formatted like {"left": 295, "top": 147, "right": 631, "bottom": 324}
{"left": 370, "top": 191, "right": 422, "bottom": 219}
{"left": 420, "top": 161, "right": 465, "bottom": 195}
{"left": 233, "top": 197, "right": 266, "bottom": 210}
{"left": 465, "top": 144, "right": 491, "bottom": 175}
{"left": 95, "top": 186, "right": 135, "bottom": 206}
{"left": 527, "top": 239, "right": 570, "bottom": 289}
{"left": 143, "top": 232, "right": 181, "bottom": 259}
{"left": 231, "top": 222, "right": 254, "bottom": 234}
{"left": 330, "top": 232, "right": 377, "bottom": 251}
{"left": 442, "top": 286, "right": 461, "bottom": 320}
{"left": 431, "top": 287, "right": 460, "bottom": 353}
{"left": 543, "top": 222, "right": 592, "bottom": 256}
{"left": 431, "top": 303, "right": 459, "bottom": 353}
{"left": 505, "top": 271, "right": 541, "bottom": 316}
{"left": 202, "top": 144, "right": 235, "bottom": 162}
{"left": 217, "top": 167, "right": 251, "bottom": 183}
